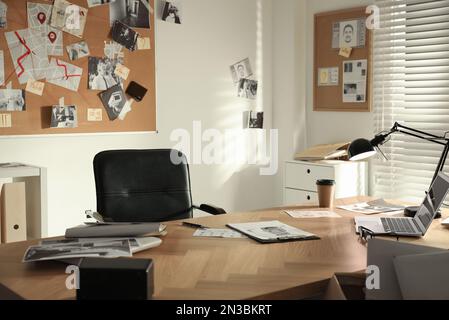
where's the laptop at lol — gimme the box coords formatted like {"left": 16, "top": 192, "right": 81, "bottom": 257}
{"left": 355, "top": 172, "right": 449, "bottom": 237}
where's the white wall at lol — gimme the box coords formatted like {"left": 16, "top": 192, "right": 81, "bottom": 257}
{"left": 0, "top": 0, "right": 275, "bottom": 236}
{"left": 272, "top": 0, "right": 307, "bottom": 206}
{"left": 305, "top": 0, "right": 374, "bottom": 147}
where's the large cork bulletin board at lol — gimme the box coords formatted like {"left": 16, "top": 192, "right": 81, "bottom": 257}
{"left": 0, "top": 0, "right": 156, "bottom": 136}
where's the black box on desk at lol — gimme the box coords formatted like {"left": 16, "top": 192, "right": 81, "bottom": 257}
{"left": 76, "top": 258, "right": 154, "bottom": 300}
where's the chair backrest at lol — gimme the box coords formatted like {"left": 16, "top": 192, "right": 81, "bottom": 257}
{"left": 93, "top": 149, "right": 193, "bottom": 222}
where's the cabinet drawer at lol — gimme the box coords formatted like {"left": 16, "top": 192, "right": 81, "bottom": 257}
{"left": 285, "top": 163, "right": 335, "bottom": 191}
{"left": 284, "top": 188, "right": 318, "bottom": 205}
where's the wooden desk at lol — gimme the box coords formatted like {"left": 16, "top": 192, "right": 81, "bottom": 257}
{"left": 0, "top": 196, "right": 448, "bottom": 300}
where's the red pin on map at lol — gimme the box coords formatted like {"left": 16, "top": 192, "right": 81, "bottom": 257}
{"left": 48, "top": 32, "right": 57, "bottom": 43}
{"left": 37, "top": 12, "right": 46, "bottom": 25}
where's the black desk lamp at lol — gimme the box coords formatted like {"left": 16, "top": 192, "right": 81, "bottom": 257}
{"left": 348, "top": 122, "right": 449, "bottom": 219}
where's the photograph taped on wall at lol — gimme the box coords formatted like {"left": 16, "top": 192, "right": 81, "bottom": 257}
{"left": 66, "top": 41, "right": 90, "bottom": 61}
{"left": 111, "top": 20, "right": 138, "bottom": 51}
{"left": 332, "top": 18, "right": 366, "bottom": 49}
{"left": 88, "top": 0, "right": 116, "bottom": 8}
{"left": 26, "top": 79, "right": 45, "bottom": 96}
{"left": 50, "top": 105, "right": 78, "bottom": 128}
{"left": 110, "top": 0, "right": 150, "bottom": 29}
{"left": 100, "top": 84, "right": 127, "bottom": 121}
{"left": 0, "top": 89, "right": 26, "bottom": 111}
{"left": 237, "top": 79, "right": 258, "bottom": 100}
{"left": 230, "top": 58, "right": 253, "bottom": 83}
{"left": 248, "top": 111, "right": 264, "bottom": 129}
{"left": 162, "top": 0, "right": 182, "bottom": 25}
{"left": 50, "top": 0, "right": 88, "bottom": 38}
{"left": 88, "top": 57, "right": 123, "bottom": 90}
{"left": 343, "top": 59, "right": 367, "bottom": 103}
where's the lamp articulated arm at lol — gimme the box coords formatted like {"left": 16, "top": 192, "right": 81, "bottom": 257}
{"left": 372, "top": 122, "right": 449, "bottom": 185}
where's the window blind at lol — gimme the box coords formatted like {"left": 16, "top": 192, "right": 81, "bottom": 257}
{"left": 372, "top": 0, "right": 449, "bottom": 201}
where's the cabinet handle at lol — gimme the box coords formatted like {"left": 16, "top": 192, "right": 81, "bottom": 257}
{"left": 307, "top": 169, "right": 311, "bottom": 174}
{"left": 307, "top": 195, "right": 311, "bottom": 201}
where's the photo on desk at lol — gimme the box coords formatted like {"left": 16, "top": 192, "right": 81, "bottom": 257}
{"left": 50, "top": 105, "right": 78, "bottom": 128}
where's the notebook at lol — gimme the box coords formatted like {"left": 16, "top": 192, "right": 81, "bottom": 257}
{"left": 226, "top": 220, "right": 319, "bottom": 243}
{"left": 65, "top": 223, "right": 166, "bottom": 238}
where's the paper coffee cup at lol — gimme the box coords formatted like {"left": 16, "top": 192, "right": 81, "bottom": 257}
{"left": 316, "top": 179, "right": 336, "bottom": 208}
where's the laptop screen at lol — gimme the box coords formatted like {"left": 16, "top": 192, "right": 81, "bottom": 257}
{"left": 415, "top": 172, "right": 449, "bottom": 231}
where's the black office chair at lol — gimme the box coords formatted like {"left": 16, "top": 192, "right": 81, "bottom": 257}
{"left": 93, "top": 149, "right": 226, "bottom": 222}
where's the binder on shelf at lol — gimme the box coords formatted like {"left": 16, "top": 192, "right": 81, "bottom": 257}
{"left": 1, "top": 182, "right": 27, "bottom": 243}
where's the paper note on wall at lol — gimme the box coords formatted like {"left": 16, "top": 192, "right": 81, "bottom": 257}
{"left": 26, "top": 79, "right": 45, "bottom": 96}
{"left": 87, "top": 108, "right": 102, "bottom": 122}
{"left": 318, "top": 67, "right": 339, "bottom": 86}
{"left": 114, "top": 64, "right": 130, "bottom": 80}
{"left": 339, "top": 47, "right": 352, "bottom": 58}
{"left": 343, "top": 59, "right": 367, "bottom": 103}
{"left": 137, "top": 37, "right": 151, "bottom": 50}
{"left": 0, "top": 113, "right": 11, "bottom": 128}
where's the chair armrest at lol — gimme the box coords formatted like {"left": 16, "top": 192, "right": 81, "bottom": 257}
{"left": 194, "top": 204, "right": 226, "bottom": 215}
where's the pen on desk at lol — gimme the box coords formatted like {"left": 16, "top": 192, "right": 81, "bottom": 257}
{"left": 182, "top": 222, "right": 209, "bottom": 229}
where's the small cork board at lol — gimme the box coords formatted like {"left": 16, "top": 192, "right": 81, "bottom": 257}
{"left": 314, "top": 7, "right": 372, "bottom": 112}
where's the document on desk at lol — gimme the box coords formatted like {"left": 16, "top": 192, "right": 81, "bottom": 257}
{"left": 193, "top": 229, "right": 246, "bottom": 239}
{"left": 284, "top": 210, "right": 341, "bottom": 218}
{"left": 338, "top": 199, "right": 405, "bottom": 215}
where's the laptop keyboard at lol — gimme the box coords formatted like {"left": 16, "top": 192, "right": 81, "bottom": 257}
{"left": 381, "top": 217, "right": 415, "bottom": 234}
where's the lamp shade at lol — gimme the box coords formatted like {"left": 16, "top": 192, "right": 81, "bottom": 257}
{"left": 348, "top": 139, "right": 377, "bottom": 161}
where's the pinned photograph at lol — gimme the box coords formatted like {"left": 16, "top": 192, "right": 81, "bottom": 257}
{"left": 88, "top": 0, "right": 116, "bottom": 8}
{"left": 332, "top": 18, "right": 366, "bottom": 49}
{"left": 230, "top": 58, "right": 253, "bottom": 83}
{"left": 0, "top": 0, "right": 7, "bottom": 29}
{"left": 237, "top": 79, "right": 258, "bottom": 100}
{"left": 0, "top": 89, "right": 26, "bottom": 112}
{"left": 50, "top": 105, "right": 78, "bottom": 128}
{"left": 111, "top": 20, "right": 139, "bottom": 51}
{"left": 162, "top": 1, "right": 182, "bottom": 25}
{"left": 110, "top": 0, "right": 150, "bottom": 29}
{"left": 88, "top": 57, "right": 123, "bottom": 91}
{"left": 100, "top": 84, "right": 127, "bottom": 121}
{"left": 66, "top": 41, "right": 90, "bottom": 61}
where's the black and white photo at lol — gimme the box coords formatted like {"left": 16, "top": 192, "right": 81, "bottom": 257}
{"left": 66, "top": 41, "right": 90, "bottom": 61}
{"left": 249, "top": 111, "right": 264, "bottom": 129}
{"left": 162, "top": 1, "right": 182, "bottom": 25}
{"left": 344, "top": 83, "right": 357, "bottom": 95}
{"left": 0, "top": 89, "right": 26, "bottom": 111}
{"left": 87, "top": 0, "right": 115, "bottom": 8}
{"left": 100, "top": 84, "right": 127, "bottom": 120}
{"left": 230, "top": 58, "right": 253, "bottom": 83}
{"left": 110, "top": 0, "right": 150, "bottom": 29}
{"left": 237, "top": 79, "right": 258, "bottom": 100}
{"left": 88, "top": 57, "right": 122, "bottom": 91}
{"left": 111, "top": 20, "right": 139, "bottom": 51}
{"left": 50, "top": 105, "right": 78, "bottom": 128}
{"left": 344, "top": 62, "right": 353, "bottom": 73}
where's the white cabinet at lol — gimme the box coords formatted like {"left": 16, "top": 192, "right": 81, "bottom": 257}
{"left": 284, "top": 160, "right": 367, "bottom": 205}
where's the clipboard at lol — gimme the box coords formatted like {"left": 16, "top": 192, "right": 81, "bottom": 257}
{"left": 226, "top": 221, "right": 320, "bottom": 244}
